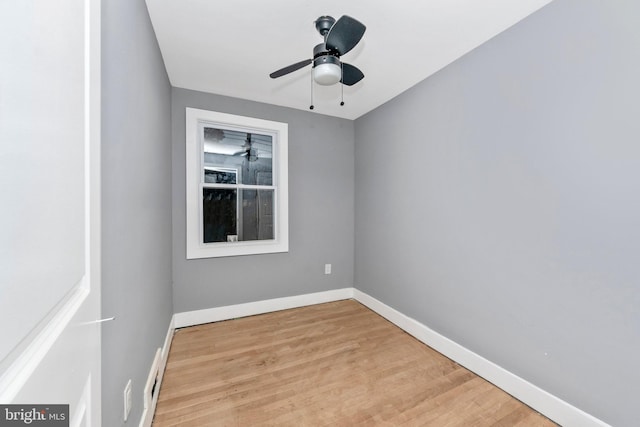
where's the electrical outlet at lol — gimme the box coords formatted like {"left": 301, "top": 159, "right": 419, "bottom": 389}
{"left": 324, "top": 263, "right": 331, "bottom": 275}
{"left": 124, "top": 379, "right": 132, "bottom": 421}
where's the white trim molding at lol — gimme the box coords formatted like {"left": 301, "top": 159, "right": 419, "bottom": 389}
{"left": 0, "top": 282, "right": 89, "bottom": 401}
{"left": 185, "top": 108, "right": 289, "bottom": 259}
{"left": 160, "top": 287, "right": 609, "bottom": 427}
{"left": 173, "top": 288, "right": 354, "bottom": 329}
{"left": 351, "top": 289, "right": 610, "bottom": 427}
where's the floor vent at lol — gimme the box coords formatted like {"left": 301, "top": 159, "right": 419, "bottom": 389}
{"left": 140, "top": 348, "right": 162, "bottom": 427}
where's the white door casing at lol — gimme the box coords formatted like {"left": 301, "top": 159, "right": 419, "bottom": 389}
{"left": 0, "top": 0, "right": 101, "bottom": 425}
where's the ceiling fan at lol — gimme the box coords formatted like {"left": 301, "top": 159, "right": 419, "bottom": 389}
{"left": 269, "top": 15, "right": 366, "bottom": 88}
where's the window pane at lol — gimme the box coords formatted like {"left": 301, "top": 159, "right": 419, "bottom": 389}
{"left": 204, "top": 167, "right": 237, "bottom": 184}
{"left": 241, "top": 189, "right": 274, "bottom": 241}
{"left": 202, "top": 188, "right": 274, "bottom": 243}
{"left": 202, "top": 126, "right": 272, "bottom": 186}
{"left": 203, "top": 188, "right": 237, "bottom": 243}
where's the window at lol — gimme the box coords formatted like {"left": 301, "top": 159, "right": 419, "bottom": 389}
{"left": 186, "top": 108, "right": 288, "bottom": 258}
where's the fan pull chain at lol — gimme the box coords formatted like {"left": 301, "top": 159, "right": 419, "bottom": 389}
{"left": 309, "top": 71, "right": 315, "bottom": 110}
{"left": 340, "top": 63, "right": 345, "bottom": 106}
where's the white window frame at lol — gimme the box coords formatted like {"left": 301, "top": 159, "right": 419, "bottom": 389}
{"left": 186, "top": 108, "right": 288, "bottom": 258}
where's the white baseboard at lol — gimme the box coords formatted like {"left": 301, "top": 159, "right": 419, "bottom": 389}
{"left": 148, "top": 287, "right": 609, "bottom": 427}
{"left": 351, "top": 289, "right": 610, "bottom": 427}
{"left": 139, "top": 315, "right": 175, "bottom": 427}
{"left": 173, "top": 288, "right": 354, "bottom": 328}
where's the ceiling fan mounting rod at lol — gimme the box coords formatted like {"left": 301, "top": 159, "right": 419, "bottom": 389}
{"left": 314, "top": 15, "right": 336, "bottom": 39}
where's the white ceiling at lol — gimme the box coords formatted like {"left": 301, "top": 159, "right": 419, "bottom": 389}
{"left": 145, "top": 0, "right": 553, "bottom": 120}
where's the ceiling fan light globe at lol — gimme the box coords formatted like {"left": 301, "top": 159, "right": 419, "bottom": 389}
{"left": 313, "top": 63, "right": 342, "bottom": 85}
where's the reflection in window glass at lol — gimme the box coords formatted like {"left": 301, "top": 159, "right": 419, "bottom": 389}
{"left": 204, "top": 167, "right": 237, "bottom": 184}
{"left": 202, "top": 127, "right": 272, "bottom": 186}
{"left": 201, "top": 123, "right": 276, "bottom": 245}
{"left": 202, "top": 187, "right": 274, "bottom": 244}
{"left": 203, "top": 188, "right": 237, "bottom": 243}
{"left": 241, "top": 189, "right": 274, "bottom": 241}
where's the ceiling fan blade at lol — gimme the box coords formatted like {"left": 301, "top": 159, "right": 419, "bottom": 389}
{"left": 341, "top": 63, "right": 364, "bottom": 86}
{"left": 269, "top": 59, "right": 312, "bottom": 79}
{"left": 325, "top": 15, "right": 366, "bottom": 56}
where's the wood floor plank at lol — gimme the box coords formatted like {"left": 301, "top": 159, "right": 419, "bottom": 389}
{"left": 153, "top": 300, "right": 556, "bottom": 426}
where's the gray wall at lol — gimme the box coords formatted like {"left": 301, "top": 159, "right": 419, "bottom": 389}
{"left": 354, "top": 1, "right": 640, "bottom": 426}
{"left": 172, "top": 88, "right": 354, "bottom": 312}
{"left": 101, "top": 0, "right": 173, "bottom": 425}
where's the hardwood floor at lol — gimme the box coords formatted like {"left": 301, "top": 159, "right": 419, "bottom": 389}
{"left": 153, "top": 300, "right": 556, "bottom": 426}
